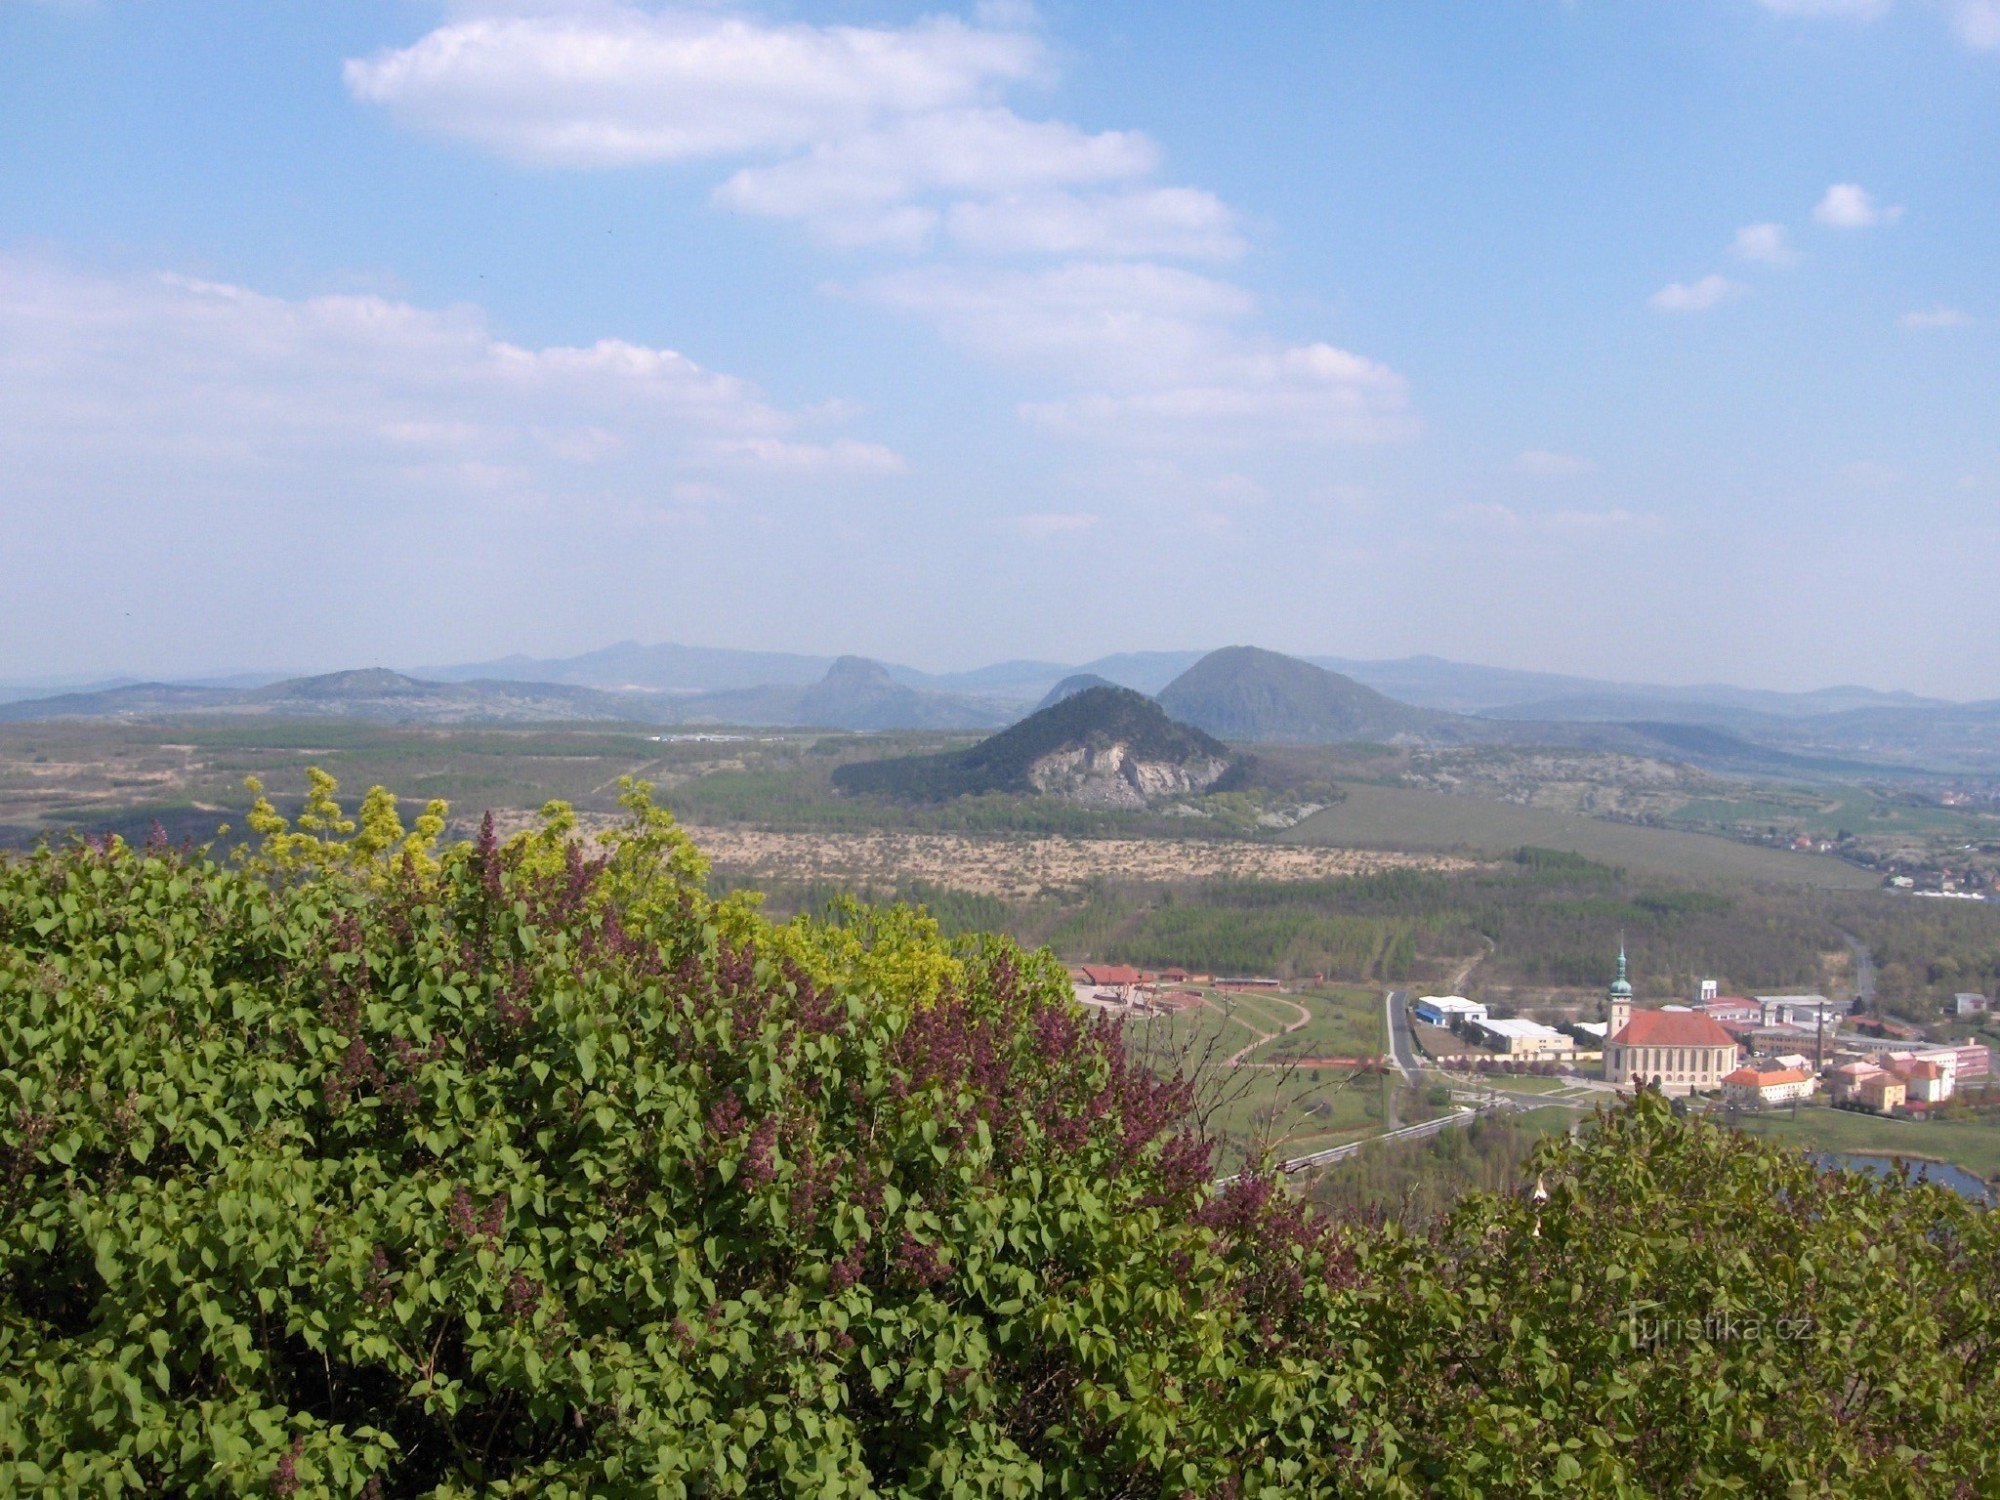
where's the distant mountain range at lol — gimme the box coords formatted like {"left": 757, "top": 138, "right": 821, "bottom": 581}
{"left": 7, "top": 639, "right": 1999, "bottom": 774}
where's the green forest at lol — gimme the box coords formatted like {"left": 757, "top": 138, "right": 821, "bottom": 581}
{"left": 4, "top": 780, "right": 1999, "bottom": 1495}
{"left": 745, "top": 849, "right": 1845, "bottom": 995}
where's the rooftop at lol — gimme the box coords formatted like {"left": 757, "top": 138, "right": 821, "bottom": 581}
{"left": 1079, "top": 965, "right": 1145, "bottom": 986}
{"left": 1611, "top": 1009, "right": 1738, "bottom": 1050}
{"left": 1476, "top": 1017, "right": 1569, "bottom": 1040}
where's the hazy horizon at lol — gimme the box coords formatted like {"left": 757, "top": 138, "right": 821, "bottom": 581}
{"left": 4, "top": 2, "right": 1995, "bottom": 694}
{"left": 0, "top": 636, "right": 1977, "bottom": 706}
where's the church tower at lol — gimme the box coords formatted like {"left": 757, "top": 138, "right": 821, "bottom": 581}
{"left": 1607, "top": 941, "right": 1633, "bottom": 1040}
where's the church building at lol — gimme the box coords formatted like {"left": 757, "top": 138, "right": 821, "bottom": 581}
{"left": 1601, "top": 945, "right": 1740, "bottom": 1096}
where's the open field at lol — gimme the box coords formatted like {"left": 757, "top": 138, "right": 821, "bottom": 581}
{"left": 1670, "top": 785, "right": 1996, "bottom": 843}
{"left": 1114, "top": 989, "right": 1391, "bottom": 1170}
{"left": 1200, "top": 1070, "right": 1388, "bottom": 1172}
{"left": 1728, "top": 1103, "right": 2000, "bottom": 1181}
{"left": 0, "top": 720, "right": 748, "bottom": 847}
{"left": 1240, "top": 985, "right": 1384, "bottom": 1064}
{"left": 1282, "top": 781, "right": 1880, "bottom": 889}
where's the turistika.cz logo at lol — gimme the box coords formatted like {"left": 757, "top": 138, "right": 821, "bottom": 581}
{"left": 1623, "top": 1306, "right": 1816, "bottom": 1348}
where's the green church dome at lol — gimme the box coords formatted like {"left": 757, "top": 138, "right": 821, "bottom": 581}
{"left": 1608, "top": 943, "right": 1633, "bottom": 998}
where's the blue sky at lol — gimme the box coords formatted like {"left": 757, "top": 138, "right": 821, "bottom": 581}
{"left": 2, "top": 0, "right": 1995, "bottom": 693}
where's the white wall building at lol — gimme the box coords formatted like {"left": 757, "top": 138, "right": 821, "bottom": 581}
{"left": 1722, "top": 1067, "right": 1816, "bottom": 1108}
{"left": 1470, "top": 1017, "right": 1574, "bottom": 1057}
{"left": 1754, "top": 994, "right": 1843, "bottom": 1028}
{"left": 1415, "top": 995, "right": 1489, "bottom": 1027}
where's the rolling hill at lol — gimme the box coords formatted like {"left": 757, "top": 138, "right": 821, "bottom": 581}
{"left": 1158, "top": 646, "right": 1449, "bottom": 743}
{"left": 1035, "top": 673, "right": 1120, "bottom": 711}
{"left": 675, "top": 657, "right": 1007, "bottom": 731}
{"left": 832, "top": 686, "right": 1240, "bottom": 806}
{"left": 0, "top": 670, "right": 669, "bottom": 725}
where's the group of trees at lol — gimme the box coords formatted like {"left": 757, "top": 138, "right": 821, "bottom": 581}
{"left": 5, "top": 778, "right": 2000, "bottom": 1495}
{"left": 758, "top": 851, "right": 1841, "bottom": 995}
{"left": 1836, "top": 893, "right": 2000, "bottom": 1021}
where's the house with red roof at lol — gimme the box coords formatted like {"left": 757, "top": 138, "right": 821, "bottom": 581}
{"left": 1076, "top": 964, "right": 1146, "bottom": 1000}
{"left": 1721, "top": 1066, "right": 1816, "bottom": 1108}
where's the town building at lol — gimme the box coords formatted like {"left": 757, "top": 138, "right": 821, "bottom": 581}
{"left": 1722, "top": 1066, "right": 1816, "bottom": 1108}
{"left": 1898, "top": 1058, "right": 1953, "bottom": 1105}
{"left": 1956, "top": 992, "right": 1990, "bottom": 1016}
{"left": 1074, "top": 964, "right": 1146, "bottom": 1001}
{"left": 1948, "top": 1041, "right": 1991, "bottom": 1080}
{"left": 1829, "top": 1060, "right": 1884, "bottom": 1104}
{"left": 1696, "top": 996, "right": 1764, "bottom": 1025}
{"left": 1415, "top": 995, "right": 1489, "bottom": 1027}
{"left": 1603, "top": 946, "right": 1740, "bottom": 1095}
{"left": 1469, "top": 1016, "right": 1574, "bottom": 1057}
{"left": 1858, "top": 1072, "right": 1907, "bottom": 1114}
{"left": 1753, "top": 994, "right": 1844, "bottom": 1029}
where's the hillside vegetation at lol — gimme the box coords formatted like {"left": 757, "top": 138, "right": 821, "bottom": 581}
{"left": 1159, "top": 646, "right": 1447, "bottom": 743}
{"left": 744, "top": 848, "right": 1842, "bottom": 993}
{"left": 831, "top": 686, "right": 1239, "bottom": 805}
{"left": 3, "top": 781, "right": 1999, "bottom": 1495}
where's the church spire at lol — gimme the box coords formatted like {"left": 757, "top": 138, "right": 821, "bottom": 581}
{"left": 1609, "top": 936, "right": 1633, "bottom": 999}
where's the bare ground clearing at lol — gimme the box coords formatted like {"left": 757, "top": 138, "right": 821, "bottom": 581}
{"left": 678, "top": 827, "right": 1477, "bottom": 899}
{"left": 487, "top": 810, "right": 1477, "bottom": 898}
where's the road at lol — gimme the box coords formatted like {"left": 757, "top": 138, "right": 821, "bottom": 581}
{"left": 1837, "top": 929, "right": 1877, "bottom": 1015}
{"left": 1385, "top": 988, "right": 1422, "bottom": 1084}
{"left": 1216, "top": 1108, "right": 1476, "bottom": 1184}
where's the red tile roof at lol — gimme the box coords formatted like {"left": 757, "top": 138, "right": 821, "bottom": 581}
{"left": 1080, "top": 964, "right": 1145, "bottom": 986}
{"left": 1724, "top": 1067, "right": 1809, "bottom": 1088}
{"left": 1610, "top": 1009, "right": 1738, "bottom": 1049}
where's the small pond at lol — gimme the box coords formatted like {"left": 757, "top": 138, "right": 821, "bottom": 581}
{"left": 1811, "top": 1151, "right": 1994, "bottom": 1205}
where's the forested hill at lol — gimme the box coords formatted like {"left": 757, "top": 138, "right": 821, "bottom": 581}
{"left": 831, "top": 684, "right": 1239, "bottom": 803}
{"left": 1159, "top": 645, "right": 1451, "bottom": 742}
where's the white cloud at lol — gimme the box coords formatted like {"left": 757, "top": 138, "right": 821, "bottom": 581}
{"left": 1841, "top": 459, "right": 1903, "bottom": 486}
{"left": 713, "top": 108, "right": 1158, "bottom": 247}
{"left": 0, "top": 254, "right": 900, "bottom": 521}
{"left": 1649, "top": 274, "right": 1745, "bottom": 313}
{"left": 348, "top": 6, "right": 1407, "bottom": 459}
{"left": 1731, "top": 222, "right": 1798, "bottom": 267}
{"left": 1901, "top": 304, "right": 1970, "bottom": 329}
{"left": 1445, "top": 503, "right": 1663, "bottom": 538}
{"left": 1814, "top": 182, "right": 1901, "bottom": 228}
{"left": 1541, "top": 508, "right": 1666, "bottom": 537}
{"left": 348, "top": 6, "right": 1246, "bottom": 264}
{"left": 1756, "top": 0, "right": 1890, "bottom": 17}
{"left": 1955, "top": 1, "right": 2000, "bottom": 48}
{"left": 1516, "top": 449, "right": 1595, "bottom": 476}
{"left": 946, "top": 187, "right": 1244, "bottom": 260}
{"left": 344, "top": 9, "right": 1045, "bottom": 167}
{"left": 862, "top": 261, "right": 1254, "bottom": 384}
{"left": 1756, "top": 0, "right": 2000, "bottom": 46}
{"left": 1006, "top": 511, "right": 1098, "bottom": 539}
{"left": 864, "top": 261, "right": 1413, "bottom": 447}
